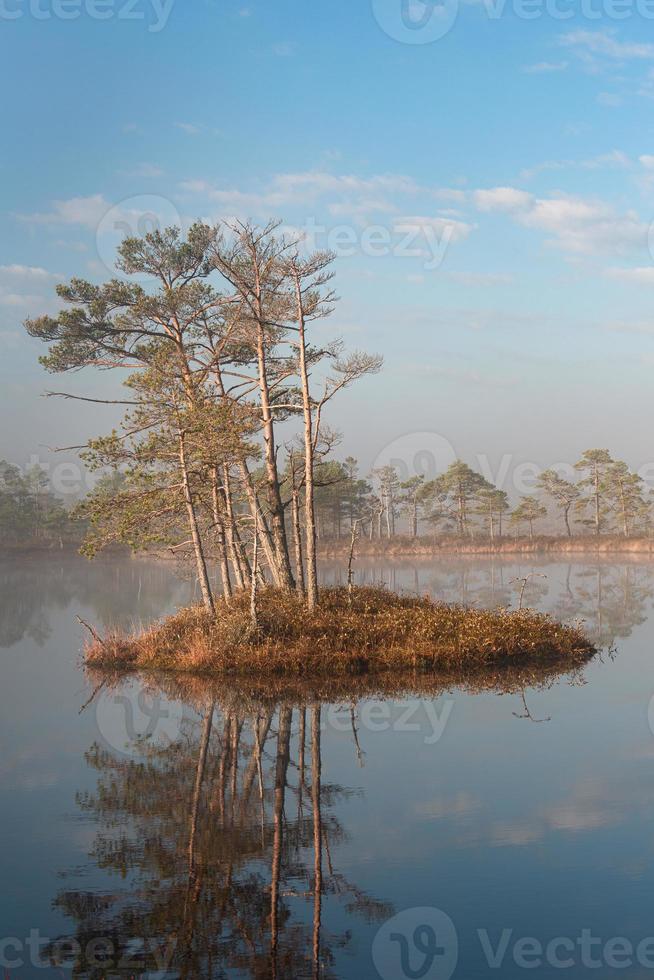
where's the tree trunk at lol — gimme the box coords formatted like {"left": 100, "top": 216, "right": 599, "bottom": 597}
{"left": 254, "top": 312, "right": 295, "bottom": 589}
{"left": 221, "top": 463, "right": 249, "bottom": 589}
{"left": 594, "top": 467, "right": 601, "bottom": 535}
{"left": 212, "top": 364, "right": 275, "bottom": 586}
{"left": 311, "top": 706, "right": 322, "bottom": 980}
{"left": 237, "top": 459, "right": 281, "bottom": 586}
{"left": 211, "top": 467, "right": 232, "bottom": 603}
{"left": 182, "top": 702, "right": 214, "bottom": 941}
{"left": 291, "top": 487, "right": 306, "bottom": 595}
{"left": 293, "top": 277, "right": 319, "bottom": 609}
{"left": 250, "top": 512, "right": 260, "bottom": 631}
{"left": 458, "top": 487, "right": 465, "bottom": 536}
{"left": 564, "top": 504, "right": 572, "bottom": 538}
{"left": 270, "top": 705, "right": 292, "bottom": 976}
{"left": 179, "top": 431, "right": 215, "bottom": 615}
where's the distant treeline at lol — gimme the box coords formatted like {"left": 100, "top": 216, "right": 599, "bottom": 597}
{"left": 307, "top": 450, "right": 653, "bottom": 541}
{"left": 0, "top": 460, "right": 79, "bottom": 548}
{"left": 2, "top": 448, "right": 649, "bottom": 555}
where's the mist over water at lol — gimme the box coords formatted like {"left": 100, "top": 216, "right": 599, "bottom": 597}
{"left": 2, "top": 556, "right": 654, "bottom": 977}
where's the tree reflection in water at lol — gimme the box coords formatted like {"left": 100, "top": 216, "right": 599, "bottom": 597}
{"left": 27, "top": 556, "right": 654, "bottom": 977}
{"left": 49, "top": 683, "right": 394, "bottom": 979}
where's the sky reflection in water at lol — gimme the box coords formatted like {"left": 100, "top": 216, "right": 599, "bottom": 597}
{"left": 2, "top": 556, "right": 654, "bottom": 978}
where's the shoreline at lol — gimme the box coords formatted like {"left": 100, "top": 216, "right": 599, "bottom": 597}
{"left": 318, "top": 534, "right": 654, "bottom": 559}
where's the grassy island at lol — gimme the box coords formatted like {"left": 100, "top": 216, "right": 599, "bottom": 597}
{"left": 84, "top": 586, "right": 595, "bottom": 678}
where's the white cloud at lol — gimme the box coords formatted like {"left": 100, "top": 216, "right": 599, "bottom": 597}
{"left": 521, "top": 150, "right": 630, "bottom": 180}
{"left": 175, "top": 122, "right": 201, "bottom": 135}
{"left": 447, "top": 271, "right": 513, "bottom": 286}
{"left": 522, "top": 196, "right": 645, "bottom": 254}
{"left": 606, "top": 266, "right": 654, "bottom": 284}
{"left": 328, "top": 198, "right": 399, "bottom": 217}
{"left": 597, "top": 92, "right": 622, "bottom": 108}
{"left": 434, "top": 188, "right": 467, "bottom": 203}
{"left": 640, "top": 155, "right": 654, "bottom": 169}
{"left": 272, "top": 41, "right": 294, "bottom": 57}
{"left": 560, "top": 30, "right": 654, "bottom": 60}
{"left": 584, "top": 149, "right": 630, "bottom": 169}
{"left": 474, "top": 187, "right": 532, "bottom": 212}
{"left": 0, "top": 264, "right": 56, "bottom": 280}
{"left": 605, "top": 316, "right": 654, "bottom": 333}
{"left": 0, "top": 263, "right": 57, "bottom": 310}
{"left": 179, "top": 171, "right": 462, "bottom": 223}
{"left": 523, "top": 61, "right": 568, "bottom": 74}
{"left": 393, "top": 215, "right": 473, "bottom": 243}
{"left": 17, "top": 194, "right": 109, "bottom": 229}
{"left": 474, "top": 186, "right": 647, "bottom": 256}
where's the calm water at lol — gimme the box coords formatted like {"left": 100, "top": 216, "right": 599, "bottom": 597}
{"left": 3, "top": 555, "right": 654, "bottom": 978}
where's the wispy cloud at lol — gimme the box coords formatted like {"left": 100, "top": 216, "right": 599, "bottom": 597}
{"left": 560, "top": 30, "right": 654, "bottom": 60}
{"left": 474, "top": 186, "right": 647, "bottom": 256}
{"left": 175, "top": 122, "right": 201, "bottom": 135}
{"left": 0, "top": 264, "right": 57, "bottom": 309}
{"left": 597, "top": 92, "right": 622, "bottom": 108}
{"left": 16, "top": 194, "right": 109, "bottom": 229}
{"left": 606, "top": 266, "right": 654, "bottom": 285}
{"left": 179, "top": 170, "right": 466, "bottom": 222}
{"left": 272, "top": 41, "right": 294, "bottom": 57}
{"left": 0, "top": 264, "right": 57, "bottom": 280}
{"left": 446, "top": 271, "right": 513, "bottom": 286}
{"left": 520, "top": 149, "right": 630, "bottom": 180}
{"left": 523, "top": 61, "right": 568, "bottom": 74}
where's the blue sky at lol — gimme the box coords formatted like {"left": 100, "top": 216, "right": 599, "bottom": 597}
{"left": 3, "top": 2, "right": 654, "bottom": 491}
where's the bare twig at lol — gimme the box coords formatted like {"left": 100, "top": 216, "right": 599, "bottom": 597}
{"left": 76, "top": 615, "right": 105, "bottom": 647}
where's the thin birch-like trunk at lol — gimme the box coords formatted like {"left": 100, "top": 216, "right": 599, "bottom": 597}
{"left": 291, "top": 487, "right": 306, "bottom": 595}
{"left": 270, "top": 705, "right": 292, "bottom": 977}
{"left": 211, "top": 467, "right": 232, "bottom": 602}
{"left": 311, "top": 706, "right": 322, "bottom": 980}
{"left": 253, "top": 300, "right": 295, "bottom": 589}
{"left": 294, "top": 272, "right": 318, "bottom": 609}
{"left": 179, "top": 430, "right": 215, "bottom": 615}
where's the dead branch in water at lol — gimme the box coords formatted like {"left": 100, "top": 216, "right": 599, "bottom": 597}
{"left": 76, "top": 615, "right": 106, "bottom": 647}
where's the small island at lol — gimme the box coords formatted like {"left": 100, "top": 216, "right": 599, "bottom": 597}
{"left": 83, "top": 585, "right": 594, "bottom": 678}
{"left": 27, "top": 221, "right": 594, "bottom": 677}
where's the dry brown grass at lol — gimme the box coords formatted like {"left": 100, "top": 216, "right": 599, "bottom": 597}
{"left": 84, "top": 585, "right": 595, "bottom": 678}
{"left": 318, "top": 534, "right": 654, "bottom": 558}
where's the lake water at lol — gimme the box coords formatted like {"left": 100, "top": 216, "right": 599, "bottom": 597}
{"left": 3, "top": 555, "right": 654, "bottom": 978}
